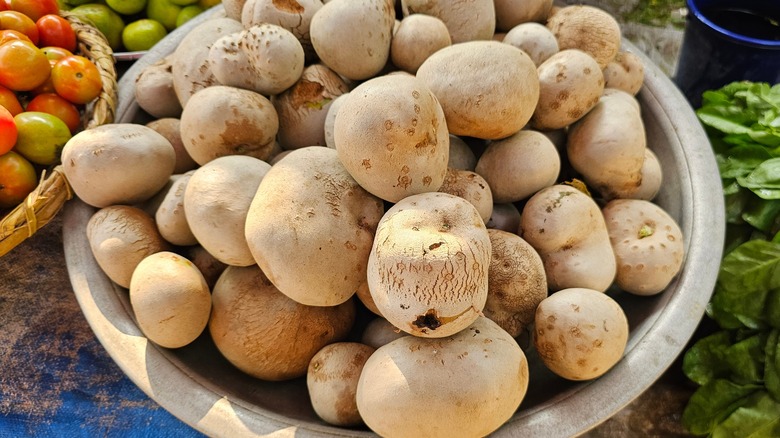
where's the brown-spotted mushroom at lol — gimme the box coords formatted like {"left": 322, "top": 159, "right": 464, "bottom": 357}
{"left": 532, "top": 49, "right": 605, "bottom": 131}
{"left": 241, "top": 0, "right": 324, "bottom": 61}
{"left": 602, "top": 199, "right": 685, "bottom": 296}
{"left": 306, "top": 342, "right": 375, "bottom": 426}
{"left": 534, "top": 287, "right": 628, "bottom": 380}
{"left": 310, "top": 0, "right": 395, "bottom": 81}
{"left": 546, "top": 4, "right": 622, "bottom": 69}
{"left": 334, "top": 74, "right": 449, "bottom": 203}
{"left": 417, "top": 41, "right": 539, "bottom": 140}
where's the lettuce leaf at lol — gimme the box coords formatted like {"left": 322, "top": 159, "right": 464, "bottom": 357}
{"left": 711, "top": 391, "right": 780, "bottom": 438}
{"left": 711, "top": 240, "right": 780, "bottom": 329}
{"left": 682, "top": 379, "right": 762, "bottom": 435}
{"left": 765, "top": 330, "right": 780, "bottom": 401}
{"left": 684, "top": 331, "right": 733, "bottom": 386}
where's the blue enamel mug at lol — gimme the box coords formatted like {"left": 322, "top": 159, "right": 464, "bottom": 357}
{"left": 673, "top": 0, "right": 780, "bottom": 107}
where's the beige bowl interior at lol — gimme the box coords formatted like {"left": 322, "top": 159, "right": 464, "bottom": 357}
{"left": 62, "top": 6, "right": 725, "bottom": 437}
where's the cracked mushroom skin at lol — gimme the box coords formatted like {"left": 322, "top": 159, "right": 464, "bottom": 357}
{"left": 367, "top": 192, "right": 491, "bottom": 338}
{"left": 273, "top": 64, "right": 349, "bottom": 150}
{"left": 334, "top": 74, "right": 449, "bottom": 203}
{"left": 437, "top": 167, "right": 494, "bottom": 224}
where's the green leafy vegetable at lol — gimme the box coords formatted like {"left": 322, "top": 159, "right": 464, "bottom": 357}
{"left": 682, "top": 82, "right": 780, "bottom": 436}
{"left": 709, "top": 240, "right": 780, "bottom": 329}
{"left": 725, "top": 335, "right": 766, "bottom": 385}
{"left": 738, "top": 158, "right": 780, "bottom": 198}
{"left": 684, "top": 332, "right": 733, "bottom": 386}
{"left": 710, "top": 391, "right": 780, "bottom": 438}
{"left": 682, "top": 379, "right": 762, "bottom": 435}
{"left": 765, "top": 330, "right": 780, "bottom": 401}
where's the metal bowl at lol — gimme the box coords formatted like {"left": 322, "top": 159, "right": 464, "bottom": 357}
{"left": 62, "top": 6, "right": 725, "bottom": 437}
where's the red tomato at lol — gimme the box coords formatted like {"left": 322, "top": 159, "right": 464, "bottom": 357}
{"left": 36, "top": 14, "right": 76, "bottom": 52}
{"left": 0, "top": 28, "right": 29, "bottom": 45}
{"left": 0, "top": 150, "right": 37, "bottom": 209}
{"left": 51, "top": 55, "right": 102, "bottom": 104}
{"left": 26, "top": 93, "right": 80, "bottom": 133}
{"left": 8, "top": 0, "right": 58, "bottom": 23}
{"left": 0, "top": 104, "right": 16, "bottom": 154}
{"left": 0, "top": 39, "right": 49, "bottom": 91}
{"left": 0, "top": 84, "right": 21, "bottom": 114}
{"left": 0, "top": 10, "right": 38, "bottom": 45}
{"left": 0, "top": 1, "right": 7, "bottom": 12}
{"left": 41, "top": 45, "right": 72, "bottom": 61}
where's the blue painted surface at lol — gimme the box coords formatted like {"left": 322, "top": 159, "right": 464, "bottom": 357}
{"left": 0, "top": 217, "right": 203, "bottom": 438}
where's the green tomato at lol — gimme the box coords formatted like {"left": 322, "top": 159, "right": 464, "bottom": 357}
{"left": 13, "top": 111, "right": 72, "bottom": 166}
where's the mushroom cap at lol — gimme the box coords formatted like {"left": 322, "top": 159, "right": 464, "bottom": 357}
{"left": 367, "top": 192, "right": 491, "bottom": 338}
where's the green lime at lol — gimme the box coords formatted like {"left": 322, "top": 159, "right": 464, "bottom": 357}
{"left": 146, "top": 0, "right": 182, "bottom": 31}
{"left": 170, "top": 0, "right": 198, "bottom": 5}
{"left": 122, "top": 19, "right": 167, "bottom": 51}
{"left": 106, "top": 0, "right": 147, "bottom": 15}
{"left": 175, "top": 4, "right": 203, "bottom": 27}
{"left": 70, "top": 4, "right": 125, "bottom": 51}
{"left": 13, "top": 112, "right": 72, "bottom": 166}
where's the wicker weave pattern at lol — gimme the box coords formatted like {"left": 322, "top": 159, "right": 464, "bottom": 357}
{"left": 0, "top": 11, "right": 117, "bottom": 257}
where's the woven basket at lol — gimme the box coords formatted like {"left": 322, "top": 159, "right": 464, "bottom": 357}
{"left": 0, "top": 10, "right": 117, "bottom": 257}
